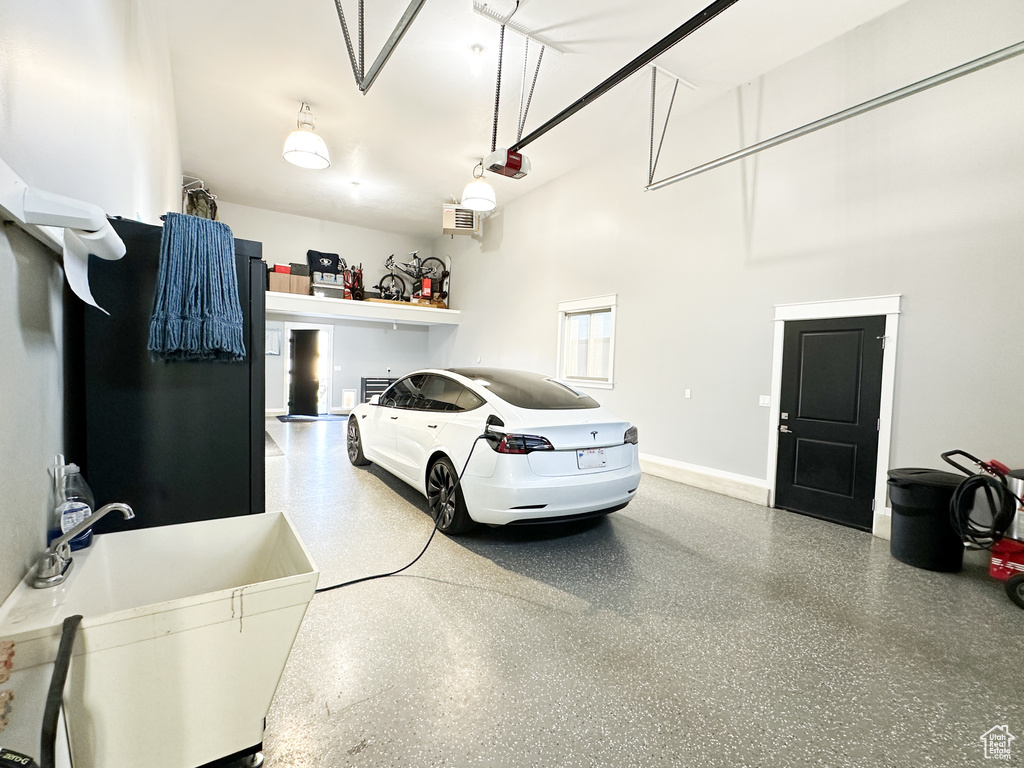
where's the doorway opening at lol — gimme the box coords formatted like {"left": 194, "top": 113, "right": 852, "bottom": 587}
{"left": 767, "top": 296, "right": 901, "bottom": 537}
{"left": 284, "top": 322, "right": 334, "bottom": 415}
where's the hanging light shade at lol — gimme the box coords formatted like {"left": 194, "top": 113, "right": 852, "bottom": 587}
{"left": 460, "top": 162, "right": 496, "bottom": 212}
{"left": 283, "top": 102, "right": 331, "bottom": 170}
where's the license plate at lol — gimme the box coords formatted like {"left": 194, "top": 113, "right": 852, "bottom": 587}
{"left": 577, "top": 448, "right": 607, "bottom": 469}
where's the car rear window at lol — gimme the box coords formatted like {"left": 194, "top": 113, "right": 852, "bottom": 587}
{"left": 448, "top": 368, "right": 599, "bottom": 410}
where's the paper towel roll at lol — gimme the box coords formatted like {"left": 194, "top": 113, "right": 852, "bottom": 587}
{"left": 63, "top": 220, "right": 125, "bottom": 315}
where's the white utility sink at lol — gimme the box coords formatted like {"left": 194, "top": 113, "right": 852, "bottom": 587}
{"left": 0, "top": 512, "right": 319, "bottom": 768}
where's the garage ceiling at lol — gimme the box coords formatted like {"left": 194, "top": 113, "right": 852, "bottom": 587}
{"left": 163, "top": 0, "right": 910, "bottom": 237}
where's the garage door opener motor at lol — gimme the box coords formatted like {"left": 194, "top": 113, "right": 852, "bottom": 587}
{"left": 943, "top": 450, "right": 1024, "bottom": 608}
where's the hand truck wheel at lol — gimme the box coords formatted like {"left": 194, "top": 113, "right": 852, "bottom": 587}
{"left": 1005, "top": 573, "right": 1024, "bottom": 609}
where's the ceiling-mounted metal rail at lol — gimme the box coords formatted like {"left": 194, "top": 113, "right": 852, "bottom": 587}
{"left": 360, "top": 0, "right": 427, "bottom": 94}
{"left": 647, "top": 39, "right": 1024, "bottom": 191}
{"left": 509, "top": 0, "right": 740, "bottom": 153}
{"left": 473, "top": 1, "right": 566, "bottom": 55}
{"left": 334, "top": 0, "right": 428, "bottom": 95}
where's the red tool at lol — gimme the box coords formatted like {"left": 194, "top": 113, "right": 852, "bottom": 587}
{"left": 942, "top": 450, "right": 1024, "bottom": 608}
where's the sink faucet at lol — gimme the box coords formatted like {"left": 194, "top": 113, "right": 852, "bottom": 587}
{"left": 32, "top": 502, "right": 135, "bottom": 589}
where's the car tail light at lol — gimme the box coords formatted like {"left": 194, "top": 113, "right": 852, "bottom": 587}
{"left": 492, "top": 433, "right": 555, "bottom": 454}
{"left": 624, "top": 426, "right": 638, "bottom": 445}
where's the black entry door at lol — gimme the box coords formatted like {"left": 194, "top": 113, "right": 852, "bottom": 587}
{"left": 289, "top": 329, "right": 320, "bottom": 416}
{"left": 774, "top": 315, "right": 885, "bottom": 530}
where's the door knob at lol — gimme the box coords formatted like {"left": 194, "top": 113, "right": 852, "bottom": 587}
{"left": 779, "top": 425, "right": 792, "bottom": 433}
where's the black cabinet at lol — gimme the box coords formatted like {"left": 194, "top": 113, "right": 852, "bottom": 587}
{"left": 361, "top": 377, "right": 396, "bottom": 403}
{"left": 64, "top": 218, "right": 265, "bottom": 531}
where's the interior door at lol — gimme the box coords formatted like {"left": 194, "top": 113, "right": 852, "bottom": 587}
{"left": 288, "top": 329, "right": 319, "bottom": 416}
{"left": 774, "top": 315, "right": 885, "bottom": 530}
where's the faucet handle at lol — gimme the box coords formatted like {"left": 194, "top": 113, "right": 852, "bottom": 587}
{"left": 32, "top": 502, "right": 134, "bottom": 589}
{"left": 33, "top": 549, "right": 73, "bottom": 589}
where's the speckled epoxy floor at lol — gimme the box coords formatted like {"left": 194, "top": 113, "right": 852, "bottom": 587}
{"left": 262, "top": 418, "right": 1024, "bottom": 767}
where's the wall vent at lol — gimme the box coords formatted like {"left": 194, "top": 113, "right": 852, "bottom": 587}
{"left": 442, "top": 205, "right": 480, "bottom": 236}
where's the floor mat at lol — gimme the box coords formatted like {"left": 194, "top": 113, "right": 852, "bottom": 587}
{"left": 276, "top": 414, "right": 349, "bottom": 422}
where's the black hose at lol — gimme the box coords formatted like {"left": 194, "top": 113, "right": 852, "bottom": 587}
{"left": 40, "top": 614, "right": 82, "bottom": 768}
{"left": 315, "top": 435, "right": 488, "bottom": 595}
{"left": 949, "top": 473, "right": 1017, "bottom": 549}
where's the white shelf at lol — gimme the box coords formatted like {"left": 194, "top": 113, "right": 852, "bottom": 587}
{"left": 264, "top": 291, "right": 461, "bottom": 327}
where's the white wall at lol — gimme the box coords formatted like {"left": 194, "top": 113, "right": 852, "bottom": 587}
{"left": 219, "top": 201, "right": 448, "bottom": 414}
{"left": 264, "top": 318, "right": 447, "bottom": 413}
{"left": 0, "top": 0, "right": 181, "bottom": 600}
{"left": 433, "top": 0, "right": 1024, "bottom": 481}
{"left": 217, "top": 200, "right": 432, "bottom": 288}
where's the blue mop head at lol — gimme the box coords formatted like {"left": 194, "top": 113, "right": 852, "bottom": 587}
{"left": 148, "top": 213, "right": 247, "bottom": 362}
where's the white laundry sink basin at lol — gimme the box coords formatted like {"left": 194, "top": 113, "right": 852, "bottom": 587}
{"left": 0, "top": 512, "right": 318, "bottom": 768}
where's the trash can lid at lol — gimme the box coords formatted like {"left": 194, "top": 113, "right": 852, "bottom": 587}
{"left": 887, "top": 468, "right": 964, "bottom": 489}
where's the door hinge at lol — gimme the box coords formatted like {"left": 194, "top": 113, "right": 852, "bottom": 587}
{"left": 872, "top": 499, "right": 875, "bottom": 511}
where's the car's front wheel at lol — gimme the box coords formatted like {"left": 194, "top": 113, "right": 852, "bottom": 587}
{"left": 347, "top": 417, "right": 371, "bottom": 466}
{"left": 426, "top": 456, "right": 475, "bottom": 534}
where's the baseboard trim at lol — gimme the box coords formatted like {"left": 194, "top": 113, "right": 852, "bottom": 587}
{"left": 265, "top": 408, "right": 286, "bottom": 417}
{"left": 639, "top": 453, "right": 769, "bottom": 506}
{"left": 872, "top": 508, "right": 893, "bottom": 540}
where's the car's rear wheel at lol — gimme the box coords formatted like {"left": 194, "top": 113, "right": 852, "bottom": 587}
{"left": 347, "top": 417, "right": 371, "bottom": 466}
{"left": 426, "top": 456, "right": 474, "bottom": 534}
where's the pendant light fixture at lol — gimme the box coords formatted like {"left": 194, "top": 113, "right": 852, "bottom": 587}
{"left": 460, "top": 161, "right": 496, "bottom": 212}
{"left": 282, "top": 102, "right": 331, "bottom": 170}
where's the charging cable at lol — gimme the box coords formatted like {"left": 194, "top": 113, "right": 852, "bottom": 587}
{"left": 314, "top": 434, "right": 489, "bottom": 595}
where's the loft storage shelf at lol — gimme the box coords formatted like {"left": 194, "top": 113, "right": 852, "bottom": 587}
{"left": 264, "top": 291, "right": 461, "bottom": 327}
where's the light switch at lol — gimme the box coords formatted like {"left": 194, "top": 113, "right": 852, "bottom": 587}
{"left": 759, "top": 395, "right": 771, "bottom": 407}
{"left": 684, "top": 389, "right": 691, "bottom": 399}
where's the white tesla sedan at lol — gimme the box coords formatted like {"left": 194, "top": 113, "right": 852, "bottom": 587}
{"left": 347, "top": 368, "right": 641, "bottom": 534}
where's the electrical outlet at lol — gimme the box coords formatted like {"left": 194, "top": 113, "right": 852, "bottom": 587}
{"left": 684, "top": 389, "right": 691, "bottom": 399}
{"left": 759, "top": 395, "right": 771, "bottom": 407}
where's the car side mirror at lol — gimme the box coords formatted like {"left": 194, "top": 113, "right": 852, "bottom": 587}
{"left": 370, "top": 394, "right": 381, "bottom": 406}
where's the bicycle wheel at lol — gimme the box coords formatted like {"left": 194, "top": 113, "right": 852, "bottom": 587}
{"left": 420, "top": 257, "right": 446, "bottom": 280}
{"left": 376, "top": 274, "right": 405, "bottom": 301}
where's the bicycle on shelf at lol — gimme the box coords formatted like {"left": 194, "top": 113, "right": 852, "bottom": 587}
{"left": 374, "top": 252, "right": 446, "bottom": 301}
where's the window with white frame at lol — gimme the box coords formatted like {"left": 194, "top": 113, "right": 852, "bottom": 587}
{"left": 557, "top": 294, "right": 616, "bottom": 388}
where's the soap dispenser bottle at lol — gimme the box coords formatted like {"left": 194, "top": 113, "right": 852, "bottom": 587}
{"left": 51, "top": 463, "right": 96, "bottom": 551}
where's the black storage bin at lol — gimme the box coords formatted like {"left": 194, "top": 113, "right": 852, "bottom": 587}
{"left": 888, "top": 468, "right": 965, "bottom": 572}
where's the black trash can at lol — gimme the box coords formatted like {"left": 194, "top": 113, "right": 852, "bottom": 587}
{"left": 888, "top": 468, "right": 965, "bottom": 572}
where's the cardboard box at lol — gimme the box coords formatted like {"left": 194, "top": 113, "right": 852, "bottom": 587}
{"left": 268, "top": 272, "right": 290, "bottom": 293}
{"left": 289, "top": 274, "right": 310, "bottom": 295}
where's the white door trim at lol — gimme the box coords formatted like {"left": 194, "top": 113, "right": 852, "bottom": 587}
{"left": 766, "top": 295, "right": 901, "bottom": 538}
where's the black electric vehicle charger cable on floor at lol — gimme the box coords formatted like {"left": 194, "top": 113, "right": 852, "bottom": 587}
{"left": 314, "top": 433, "right": 491, "bottom": 595}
